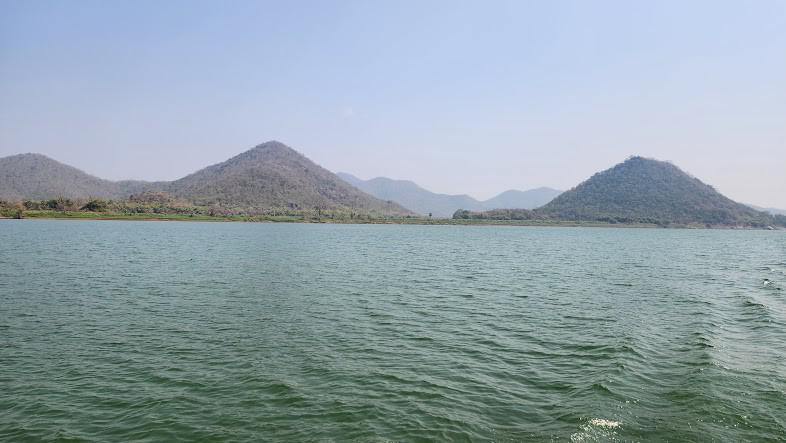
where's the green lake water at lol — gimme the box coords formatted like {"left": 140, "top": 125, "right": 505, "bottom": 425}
{"left": 1, "top": 220, "right": 785, "bottom": 441}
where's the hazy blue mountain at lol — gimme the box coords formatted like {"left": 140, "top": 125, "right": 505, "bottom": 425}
{"left": 338, "top": 172, "right": 561, "bottom": 217}
{"left": 337, "top": 173, "right": 483, "bottom": 217}
{"left": 0, "top": 153, "right": 158, "bottom": 201}
{"left": 536, "top": 156, "right": 780, "bottom": 227}
{"left": 165, "top": 142, "right": 411, "bottom": 215}
{"left": 746, "top": 204, "right": 786, "bottom": 216}
{"left": 482, "top": 188, "right": 563, "bottom": 210}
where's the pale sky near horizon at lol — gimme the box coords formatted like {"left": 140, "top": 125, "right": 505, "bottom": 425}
{"left": 1, "top": 1, "right": 785, "bottom": 207}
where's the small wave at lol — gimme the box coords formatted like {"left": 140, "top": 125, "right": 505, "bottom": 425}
{"left": 590, "top": 383, "right": 613, "bottom": 394}
{"left": 742, "top": 299, "right": 767, "bottom": 309}
{"left": 563, "top": 315, "right": 614, "bottom": 322}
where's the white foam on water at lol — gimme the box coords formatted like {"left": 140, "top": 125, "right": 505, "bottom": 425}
{"left": 570, "top": 418, "right": 622, "bottom": 442}
{"left": 588, "top": 418, "right": 621, "bottom": 429}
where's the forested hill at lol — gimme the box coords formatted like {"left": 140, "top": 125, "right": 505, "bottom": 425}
{"left": 0, "top": 142, "right": 411, "bottom": 216}
{"left": 536, "top": 156, "right": 781, "bottom": 227}
{"left": 166, "top": 141, "right": 411, "bottom": 215}
{"left": 0, "top": 153, "right": 154, "bottom": 201}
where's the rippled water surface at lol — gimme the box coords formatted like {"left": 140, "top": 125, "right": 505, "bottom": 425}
{"left": 1, "top": 220, "right": 785, "bottom": 441}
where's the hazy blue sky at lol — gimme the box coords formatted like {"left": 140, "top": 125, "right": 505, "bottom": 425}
{"left": 1, "top": 0, "right": 785, "bottom": 206}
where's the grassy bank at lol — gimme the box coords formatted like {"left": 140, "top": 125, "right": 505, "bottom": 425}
{"left": 0, "top": 210, "right": 300, "bottom": 223}
{"left": 6, "top": 209, "right": 780, "bottom": 230}
{"left": 0, "top": 209, "right": 666, "bottom": 228}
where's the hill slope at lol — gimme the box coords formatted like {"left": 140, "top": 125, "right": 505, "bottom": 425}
{"left": 537, "top": 156, "right": 777, "bottom": 226}
{"left": 167, "top": 142, "right": 410, "bottom": 215}
{"left": 338, "top": 173, "right": 561, "bottom": 217}
{"left": 0, "top": 153, "right": 154, "bottom": 201}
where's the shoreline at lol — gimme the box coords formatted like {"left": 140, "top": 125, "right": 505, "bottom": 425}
{"left": 1, "top": 210, "right": 781, "bottom": 230}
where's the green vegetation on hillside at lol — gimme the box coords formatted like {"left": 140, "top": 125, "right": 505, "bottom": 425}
{"left": 454, "top": 208, "right": 536, "bottom": 220}
{"left": 0, "top": 194, "right": 411, "bottom": 223}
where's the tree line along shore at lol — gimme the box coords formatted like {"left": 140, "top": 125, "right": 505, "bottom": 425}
{"left": 2, "top": 198, "right": 782, "bottom": 230}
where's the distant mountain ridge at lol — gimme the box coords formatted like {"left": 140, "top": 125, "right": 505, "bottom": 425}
{"left": 482, "top": 188, "right": 563, "bottom": 211}
{"left": 338, "top": 172, "right": 561, "bottom": 217}
{"left": 0, "top": 142, "right": 410, "bottom": 216}
{"left": 746, "top": 204, "right": 786, "bottom": 217}
{"left": 337, "top": 173, "right": 484, "bottom": 217}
